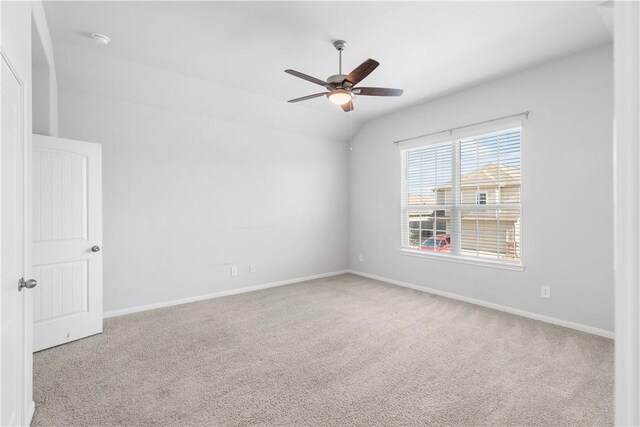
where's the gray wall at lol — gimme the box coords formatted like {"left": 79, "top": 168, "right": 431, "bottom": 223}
{"left": 348, "top": 45, "right": 614, "bottom": 332}
{"left": 57, "top": 43, "right": 614, "bottom": 332}
{"left": 58, "top": 79, "right": 349, "bottom": 313}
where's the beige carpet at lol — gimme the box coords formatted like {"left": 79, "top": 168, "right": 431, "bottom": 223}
{"left": 33, "top": 274, "right": 613, "bottom": 426}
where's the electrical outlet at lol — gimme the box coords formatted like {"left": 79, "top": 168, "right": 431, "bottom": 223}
{"left": 230, "top": 266, "right": 238, "bottom": 277}
{"left": 541, "top": 286, "right": 551, "bottom": 299}
{"left": 358, "top": 254, "right": 364, "bottom": 262}
{"left": 250, "top": 264, "right": 256, "bottom": 274}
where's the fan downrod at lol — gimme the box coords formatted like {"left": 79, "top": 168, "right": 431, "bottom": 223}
{"left": 333, "top": 40, "right": 347, "bottom": 75}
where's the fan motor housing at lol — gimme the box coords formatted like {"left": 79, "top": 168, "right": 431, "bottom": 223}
{"left": 327, "top": 74, "right": 347, "bottom": 85}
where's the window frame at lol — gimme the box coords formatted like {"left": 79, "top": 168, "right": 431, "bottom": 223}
{"left": 399, "top": 127, "right": 525, "bottom": 271}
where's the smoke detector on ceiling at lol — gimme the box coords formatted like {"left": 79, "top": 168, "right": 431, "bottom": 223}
{"left": 91, "top": 33, "right": 110, "bottom": 45}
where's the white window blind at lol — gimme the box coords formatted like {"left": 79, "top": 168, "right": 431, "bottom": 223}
{"left": 400, "top": 127, "right": 522, "bottom": 264}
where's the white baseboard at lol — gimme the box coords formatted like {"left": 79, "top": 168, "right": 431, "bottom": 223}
{"left": 104, "top": 268, "right": 613, "bottom": 339}
{"left": 27, "top": 400, "right": 35, "bottom": 426}
{"left": 103, "top": 270, "right": 349, "bottom": 319}
{"left": 348, "top": 270, "right": 614, "bottom": 339}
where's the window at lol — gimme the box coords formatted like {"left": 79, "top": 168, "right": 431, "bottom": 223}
{"left": 400, "top": 128, "right": 521, "bottom": 265}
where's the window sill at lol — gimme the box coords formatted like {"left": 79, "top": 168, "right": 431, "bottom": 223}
{"left": 398, "top": 249, "right": 526, "bottom": 271}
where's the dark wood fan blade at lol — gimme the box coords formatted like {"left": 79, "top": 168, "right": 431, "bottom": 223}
{"left": 287, "top": 93, "right": 327, "bottom": 103}
{"left": 355, "top": 87, "right": 404, "bottom": 96}
{"left": 343, "top": 59, "right": 379, "bottom": 86}
{"left": 285, "top": 69, "right": 328, "bottom": 87}
{"left": 341, "top": 100, "right": 354, "bottom": 112}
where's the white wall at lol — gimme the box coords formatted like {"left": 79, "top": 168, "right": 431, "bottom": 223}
{"left": 57, "top": 62, "right": 349, "bottom": 313}
{"left": 349, "top": 45, "right": 614, "bottom": 333}
{"left": 31, "top": 63, "right": 50, "bottom": 134}
{"left": 53, "top": 44, "right": 358, "bottom": 144}
{"left": 31, "top": 1, "right": 58, "bottom": 137}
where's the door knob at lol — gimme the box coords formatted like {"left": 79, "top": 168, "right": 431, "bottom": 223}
{"left": 91, "top": 245, "right": 101, "bottom": 252}
{"left": 18, "top": 278, "right": 37, "bottom": 291}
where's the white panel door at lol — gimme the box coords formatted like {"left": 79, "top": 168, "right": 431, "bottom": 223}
{"left": 1, "top": 52, "right": 31, "bottom": 426}
{"left": 32, "top": 134, "right": 102, "bottom": 352}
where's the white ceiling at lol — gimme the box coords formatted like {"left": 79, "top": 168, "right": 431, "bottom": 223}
{"left": 44, "top": 1, "right": 611, "bottom": 125}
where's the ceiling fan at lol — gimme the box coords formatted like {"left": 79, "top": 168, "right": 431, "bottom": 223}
{"left": 285, "top": 40, "right": 404, "bottom": 112}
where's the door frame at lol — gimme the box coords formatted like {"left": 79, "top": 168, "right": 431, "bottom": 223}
{"left": 0, "top": 46, "right": 34, "bottom": 425}
{"left": 614, "top": 1, "right": 640, "bottom": 424}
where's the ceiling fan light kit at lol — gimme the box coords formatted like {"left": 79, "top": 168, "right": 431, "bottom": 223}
{"left": 327, "top": 88, "right": 353, "bottom": 105}
{"left": 285, "top": 39, "right": 404, "bottom": 112}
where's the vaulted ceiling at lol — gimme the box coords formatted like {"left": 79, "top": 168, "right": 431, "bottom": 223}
{"left": 44, "top": 1, "right": 611, "bottom": 141}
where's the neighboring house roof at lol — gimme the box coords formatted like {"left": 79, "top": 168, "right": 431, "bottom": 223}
{"left": 437, "top": 163, "right": 521, "bottom": 190}
{"left": 407, "top": 163, "right": 520, "bottom": 206}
